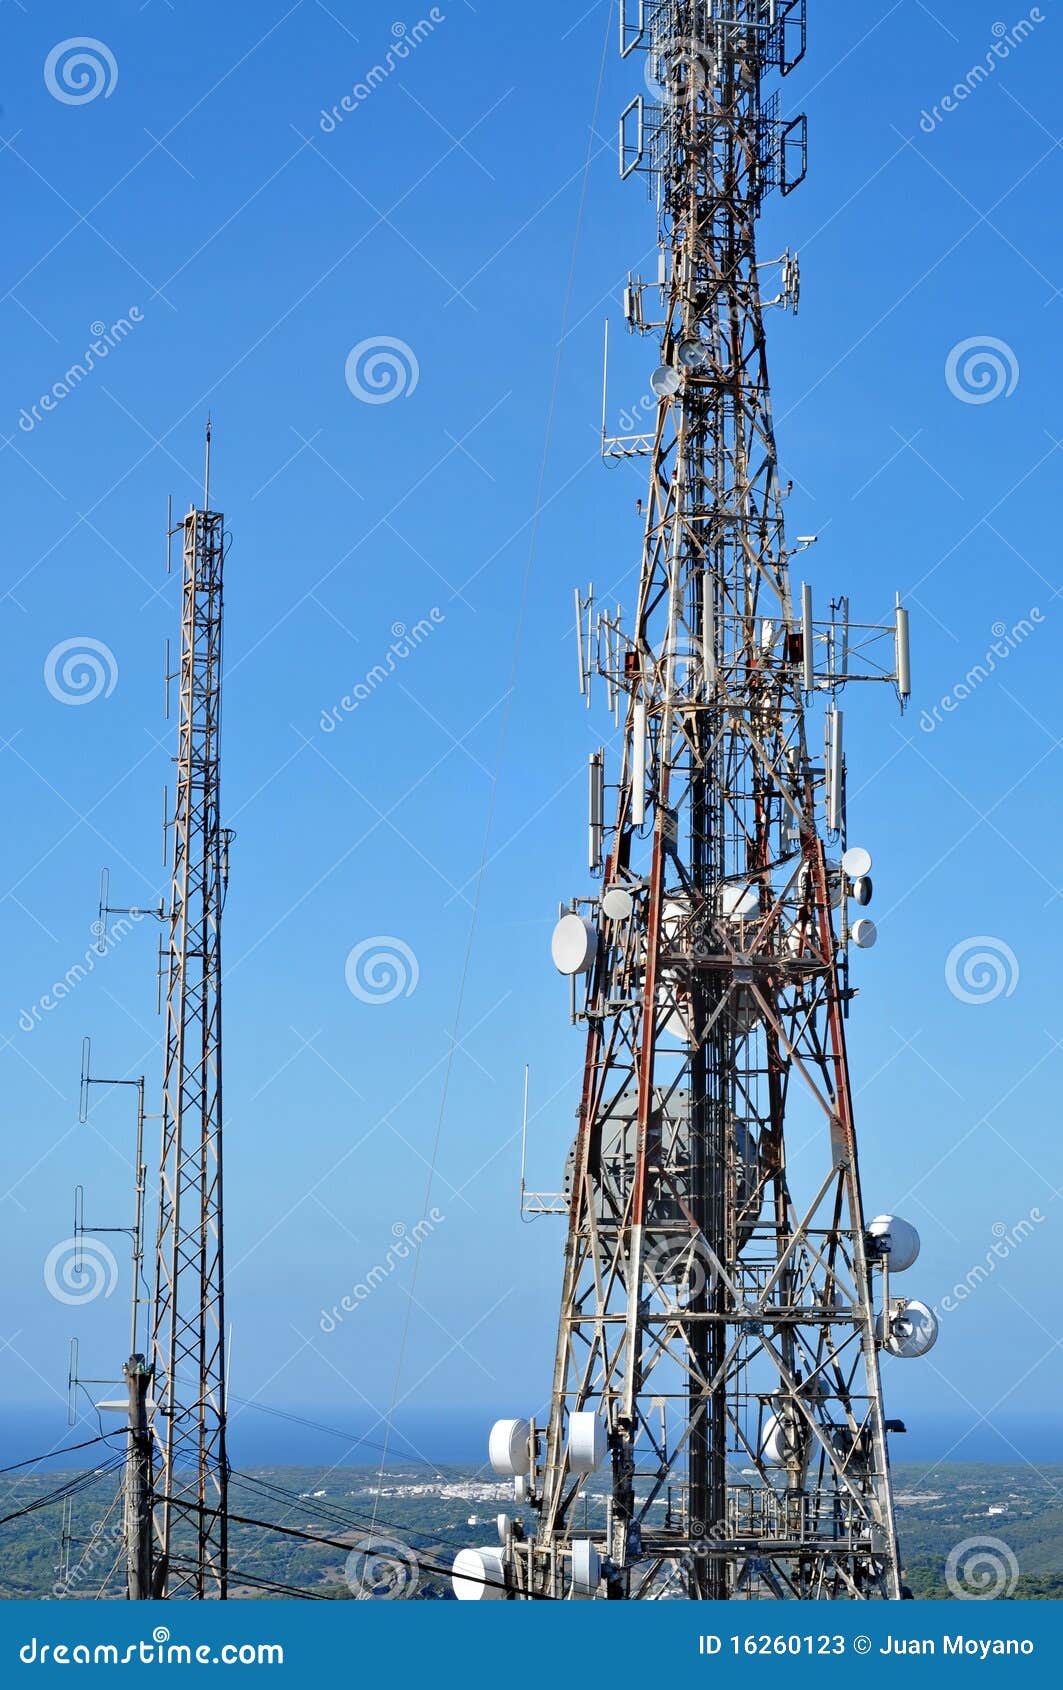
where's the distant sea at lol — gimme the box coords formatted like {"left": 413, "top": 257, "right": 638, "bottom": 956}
{"left": 1, "top": 1405, "right": 1058, "bottom": 1472}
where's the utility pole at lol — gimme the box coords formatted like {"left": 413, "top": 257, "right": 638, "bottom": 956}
{"left": 151, "top": 422, "right": 232, "bottom": 1599}
{"left": 124, "top": 1355, "right": 155, "bottom": 1601}
{"left": 468, "top": 3, "right": 934, "bottom": 1602}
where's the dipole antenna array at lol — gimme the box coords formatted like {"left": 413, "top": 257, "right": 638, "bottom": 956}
{"left": 462, "top": 2, "right": 931, "bottom": 1603}
{"left": 150, "top": 427, "right": 232, "bottom": 1599}
{"left": 70, "top": 1039, "right": 154, "bottom": 1600}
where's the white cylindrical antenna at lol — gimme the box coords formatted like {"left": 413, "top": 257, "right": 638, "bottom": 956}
{"left": 589, "top": 750, "right": 605, "bottom": 872}
{"left": 604, "top": 619, "right": 616, "bottom": 717}
{"left": 801, "top": 583, "right": 814, "bottom": 692}
{"left": 601, "top": 320, "right": 610, "bottom": 449}
{"left": 838, "top": 596, "right": 850, "bottom": 680}
{"left": 827, "top": 709, "right": 844, "bottom": 835}
{"left": 895, "top": 596, "right": 911, "bottom": 702}
{"left": 574, "top": 587, "right": 586, "bottom": 697}
{"left": 631, "top": 699, "right": 647, "bottom": 828}
{"left": 703, "top": 585, "right": 718, "bottom": 697}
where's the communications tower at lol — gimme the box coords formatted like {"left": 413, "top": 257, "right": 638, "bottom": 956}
{"left": 464, "top": 3, "right": 936, "bottom": 1603}
{"left": 150, "top": 428, "right": 232, "bottom": 1599}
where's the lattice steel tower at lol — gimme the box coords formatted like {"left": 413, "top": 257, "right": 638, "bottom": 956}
{"left": 473, "top": 3, "right": 932, "bottom": 1604}
{"left": 151, "top": 429, "right": 231, "bottom": 1599}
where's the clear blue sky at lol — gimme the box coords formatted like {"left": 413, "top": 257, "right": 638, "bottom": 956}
{"left": 1, "top": 0, "right": 1060, "bottom": 1473}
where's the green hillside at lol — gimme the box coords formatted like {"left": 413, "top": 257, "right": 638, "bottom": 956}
{"left": 1, "top": 1462, "right": 1059, "bottom": 1601}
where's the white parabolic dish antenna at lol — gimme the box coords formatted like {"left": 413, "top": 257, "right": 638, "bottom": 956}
{"left": 551, "top": 914, "right": 598, "bottom": 977}
{"left": 868, "top": 1214, "right": 920, "bottom": 1272}
{"left": 452, "top": 1546, "right": 507, "bottom": 1601}
{"left": 571, "top": 1539, "right": 602, "bottom": 1600}
{"left": 720, "top": 883, "right": 759, "bottom": 918}
{"left": 879, "top": 1298, "right": 938, "bottom": 1359}
{"left": 651, "top": 364, "right": 681, "bottom": 398}
{"left": 601, "top": 886, "right": 634, "bottom": 923}
{"left": 568, "top": 1411, "right": 608, "bottom": 1474}
{"left": 761, "top": 1411, "right": 789, "bottom": 1467}
{"left": 488, "top": 1418, "right": 532, "bottom": 1477}
{"left": 842, "top": 846, "right": 873, "bottom": 879}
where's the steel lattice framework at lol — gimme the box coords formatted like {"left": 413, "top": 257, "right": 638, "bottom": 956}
{"left": 503, "top": 1, "right": 914, "bottom": 1602}
{"left": 150, "top": 498, "right": 229, "bottom": 1599}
